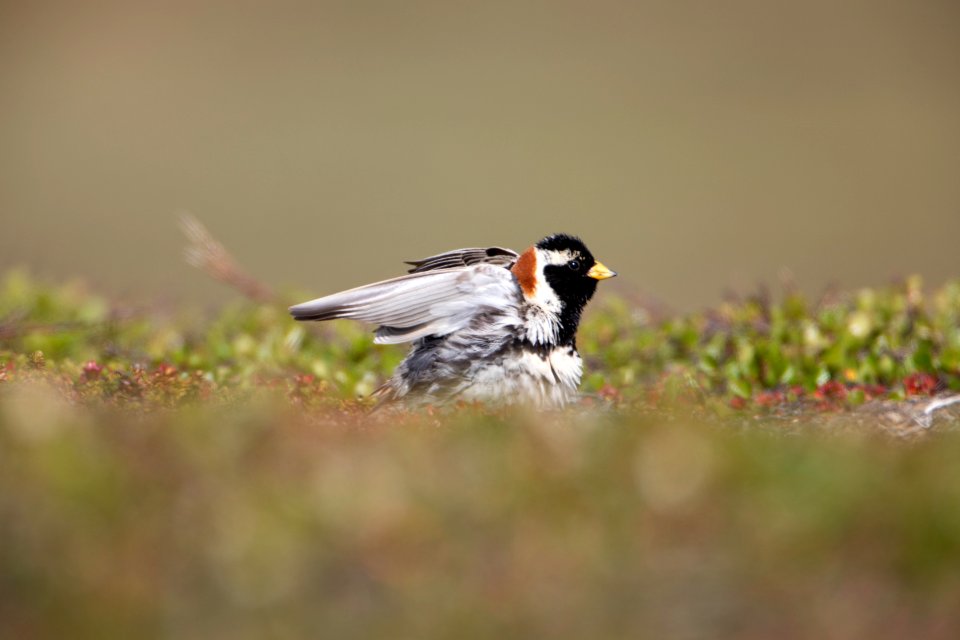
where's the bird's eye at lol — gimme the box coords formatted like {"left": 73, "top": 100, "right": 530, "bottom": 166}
{"left": 568, "top": 260, "right": 580, "bottom": 271}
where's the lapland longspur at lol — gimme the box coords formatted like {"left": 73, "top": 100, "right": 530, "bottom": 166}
{"left": 290, "top": 234, "right": 615, "bottom": 407}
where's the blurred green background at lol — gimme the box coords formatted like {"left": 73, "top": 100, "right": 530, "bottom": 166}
{"left": 2, "top": 0, "right": 959, "bottom": 310}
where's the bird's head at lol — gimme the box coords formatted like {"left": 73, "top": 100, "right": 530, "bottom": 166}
{"left": 511, "top": 233, "right": 616, "bottom": 344}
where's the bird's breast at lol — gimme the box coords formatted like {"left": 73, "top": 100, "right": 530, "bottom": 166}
{"left": 457, "top": 343, "right": 582, "bottom": 407}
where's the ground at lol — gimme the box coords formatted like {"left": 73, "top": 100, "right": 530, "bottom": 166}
{"left": 2, "top": 270, "right": 960, "bottom": 638}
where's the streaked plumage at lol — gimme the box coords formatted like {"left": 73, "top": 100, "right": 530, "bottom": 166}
{"left": 290, "top": 234, "right": 616, "bottom": 407}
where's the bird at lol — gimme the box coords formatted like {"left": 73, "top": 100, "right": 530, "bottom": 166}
{"left": 289, "top": 234, "right": 616, "bottom": 408}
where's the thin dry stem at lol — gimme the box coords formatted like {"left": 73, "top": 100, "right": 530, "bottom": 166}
{"left": 179, "top": 213, "right": 274, "bottom": 303}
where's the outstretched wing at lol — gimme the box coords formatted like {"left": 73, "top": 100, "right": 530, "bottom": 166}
{"left": 405, "top": 246, "right": 518, "bottom": 273}
{"left": 289, "top": 264, "right": 520, "bottom": 344}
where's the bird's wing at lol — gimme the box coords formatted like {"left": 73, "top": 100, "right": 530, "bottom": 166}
{"left": 289, "top": 264, "right": 520, "bottom": 344}
{"left": 404, "top": 246, "right": 519, "bottom": 273}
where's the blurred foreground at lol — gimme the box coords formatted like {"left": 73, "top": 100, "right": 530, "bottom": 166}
{"left": 4, "top": 400, "right": 960, "bottom": 638}
{"left": 3, "top": 271, "right": 960, "bottom": 638}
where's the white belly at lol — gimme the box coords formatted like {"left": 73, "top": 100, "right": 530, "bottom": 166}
{"left": 460, "top": 347, "right": 583, "bottom": 407}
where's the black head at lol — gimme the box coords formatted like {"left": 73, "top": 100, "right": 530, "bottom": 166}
{"left": 535, "top": 234, "right": 616, "bottom": 345}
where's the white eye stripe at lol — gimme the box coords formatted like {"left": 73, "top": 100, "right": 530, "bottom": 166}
{"left": 538, "top": 249, "right": 579, "bottom": 266}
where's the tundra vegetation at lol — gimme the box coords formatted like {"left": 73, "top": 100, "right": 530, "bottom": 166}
{"left": 2, "top": 268, "right": 960, "bottom": 638}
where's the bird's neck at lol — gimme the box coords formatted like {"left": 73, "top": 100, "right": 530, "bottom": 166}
{"left": 520, "top": 300, "right": 583, "bottom": 347}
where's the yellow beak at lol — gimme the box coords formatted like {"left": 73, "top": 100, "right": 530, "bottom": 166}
{"left": 586, "top": 261, "right": 617, "bottom": 280}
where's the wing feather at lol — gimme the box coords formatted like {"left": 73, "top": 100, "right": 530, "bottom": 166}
{"left": 289, "top": 272, "right": 453, "bottom": 321}
{"left": 405, "top": 247, "right": 518, "bottom": 273}
{"left": 289, "top": 264, "right": 520, "bottom": 343}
